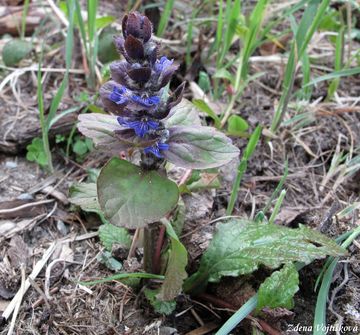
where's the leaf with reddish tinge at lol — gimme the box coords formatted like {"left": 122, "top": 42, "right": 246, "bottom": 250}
{"left": 77, "top": 113, "right": 131, "bottom": 153}
{"left": 164, "top": 126, "right": 239, "bottom": 169}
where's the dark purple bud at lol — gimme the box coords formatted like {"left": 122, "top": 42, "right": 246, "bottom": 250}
{"left": 167, "top": 82, "right": 185, "bottom": 110}
{"left": 123, "top": 12, "right": 153, "bottom": 42}
{"left": 110, "top": 61, "right": 131, "bottom": 86}
{"left": 127, "top": 67, "right": 151, "bottom": 83}
{"left": 113, "top": 36, "right": 132, "bottom": 63}
{"left": 126, "top": 13, "right": 141, "bottom": 38}
{"left": 158, "top": 64, "right": 178, "bottom": 89}
{"left": 142, "top": 16, "right": 152, "bottom": 42}
{"left": 124, "top": 35, "right": 145, "bottom": 60}
{"left": 122, "top": 14, "right": 128, "bottom": 38}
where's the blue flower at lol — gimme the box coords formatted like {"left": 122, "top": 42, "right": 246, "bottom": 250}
{"left": 109, "top": 86, "right": 129, "bottom": 105}
{"left": 131, "top": 94, "right": 160, "bottom": 107}
{"left": 144, "top": 142, "right": 169, "bottom": 158}
{"left": 118, "top": 117, "right": 159, "bottom": 137}
{"left": 154, "top": 56, "right": 173, "bottom": 73}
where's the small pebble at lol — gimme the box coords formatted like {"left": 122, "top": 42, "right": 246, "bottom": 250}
{"left": 17, "top": 193, "right": 34, "bottom": 200}
{"left": 56, "top": 220, "right": 69, "bottom": 235}
{"left": 5, "top": 161, "right": 17, "bottom": 169}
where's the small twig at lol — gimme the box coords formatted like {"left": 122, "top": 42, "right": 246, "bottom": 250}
{"left": 0, "top": 199, "right": 54, "bottom": 215}
{"left": 46, "top": 0, "right": 69, "bottom": 27}
{"left": 128, "top": 228, "right": 140, "bottom": 259}
{"left": 3, "top": 242, "right": 57, "bottom": 320}
{"left": 7, "top": 264, "right": 26, "bottom": 335}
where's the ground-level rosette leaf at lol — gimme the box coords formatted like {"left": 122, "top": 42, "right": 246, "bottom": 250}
{"left": 97, "top": 158, "right": 179, "bottom": 229}
{"left": 183, "top": 219, "right": 346, "bottom": 296}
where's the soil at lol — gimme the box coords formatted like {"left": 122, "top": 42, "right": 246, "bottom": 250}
{"left": 0, "top": 1, "right": 360, "bottom": 335}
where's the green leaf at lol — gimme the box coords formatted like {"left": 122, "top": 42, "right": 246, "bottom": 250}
{"left": 165, "top": 126, "right": 239, "bottom": 169}
{"left": 97, "top": 158, "right": 179, "bottom": 228}
{"left": 97, "top": 251, "right": 122, "bottom": 271}
{"left": 2, "top": 39, "right": 32, "bottom": 66}
{"left": 171, "top": 198, "right": 186, "bottom": 236}
{"left": 244, "top": 125, "right": 261, "bottom": 160}
{"left": 98, "top": 28, "right": 119, "bottom": 63}
{"left": 98, "top": 224, "right": 131, "bottom": 251}
{"left": 192, "top": 99, "right": 221, "bottom": 128}
{"left": 187, "top": 172, "right": 220, "bottom": 192}
{"left": 69, "top": 182, "right": 100, "bottom": 214}
{"left": 73, "top": 138, "right": 90, "bottom": 156}
{"left": 144, "top": 289, "right": 176, "bottom": 315}
{"left": 213, "top": 68, "right": 234, "bottom": 83}
{"left": 77, "top": 113, "right": 131, "bottom": 152}
{"left": 157, "top": 221, "right": 188, "bottom": 301}
{"left": 26, "top": 138, "right": 48, "bottom": 167}
{"left": 94, "top": 16, "right": 116, "bottom": 30}
{"left": 257, "top": 263, "right": 299, "bottom": 311}
{"left": 227, "top": 115, "right": 249, "bottom": 136}
{"left": 184, "top": 219, "right": 346, "bottom": 294}
{"left": 164, "top": 99, "right": 201, "bottom": 127}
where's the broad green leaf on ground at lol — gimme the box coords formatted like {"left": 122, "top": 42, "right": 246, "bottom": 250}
{"left": 97, "top": 158, "right": 179, "bottom": 228}
{"left": 257, "top": 263, "right": 299, "bottom": 311}
{"left": 97, "top": 251, "right": 122, "bottom": 271}
{"left": 69, "top": 182, "right": 100, "bottom": 214}
{"left": 144, "top": 289, "right": 176, "bottom": 315}
{"left": 164, "top": 126, "right": 239, "bottom": 169}
{"left": 2, "top": 39, "right": 32, "bottom": 66}
{"left": 227, "top": 115, "right": 249, "bottom": 136}
{"left": 157, "top": 221, "right": 188, "bottom": 301}
{"left": 184, "top": 219, "right": 346, "bottom": 294}
{"left": 192, "top": 99, "right": 221, "bottom": 128}
{"left": 98, "top": 224, "right": 131, "bottom": 251}
{"left": 164, "top": 99, "right": 202, "bottom": 127}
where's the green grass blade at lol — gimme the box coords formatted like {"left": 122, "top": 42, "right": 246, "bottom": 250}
{"left": 81, "top": 272, "right": 165, "bottom": 286}
{"left": 37, "top": 54, "right": 53, "bottom": 172}
{"left": 327, "top": 26, "right": 344, "bottom": 100}
{"left": 227, "top": 125, "right": 262, "bottom": 215}
{"left": 313, "top": 225, "right": 360, "bottom": 334}
{"left": 157, "top": 0, "right": 175, "bottom": 37}
{"left": 21, "top": 0, "right": 31, "bottom": 39}
{"left": 46, "top": 0, "right": 75, "bottom": 130}
{"left": 262, "top": 160, "right": 288, "bottom": 214}
{"left": 304, "top": 67, "right": 360, "bottom": 87}
{"left": 270, "top": 0, "right": 331, "bottom": 133}
{"left": 75, "top": 0, "right": 89, "bottom": 59}
{"left": 215, "top": 295, "right": 258, "bottom": 335}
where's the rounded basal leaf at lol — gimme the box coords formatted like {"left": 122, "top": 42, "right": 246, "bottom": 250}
{"left": 97, "top": 158, "right": 179, "bottom": 228}
{"left": 164, "top": 126, "right": 240, "bottom": 169}
{"left": 2, "top": 39, "right": 32, "bottom": 67}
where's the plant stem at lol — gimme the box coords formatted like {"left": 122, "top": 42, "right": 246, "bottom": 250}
{"left": 143, "top": 225, "right": 158, "bottom": 274}
{"left": 153, "top": 225, "right": 166, "bottom": 274}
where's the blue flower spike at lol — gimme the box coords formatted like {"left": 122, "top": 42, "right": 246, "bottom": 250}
{"left": 109, "top": 86, "right": 129, "bottom": 105}
{"left": 118, "top": 117, "right": 159, "bottom": 137}
{"left": 144, "top": 142, "right": 169, "bottom": 158}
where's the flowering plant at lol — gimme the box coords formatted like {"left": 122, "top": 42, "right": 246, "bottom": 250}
{"left": 77, "top": 12, "right": 239, "bottom": 230}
